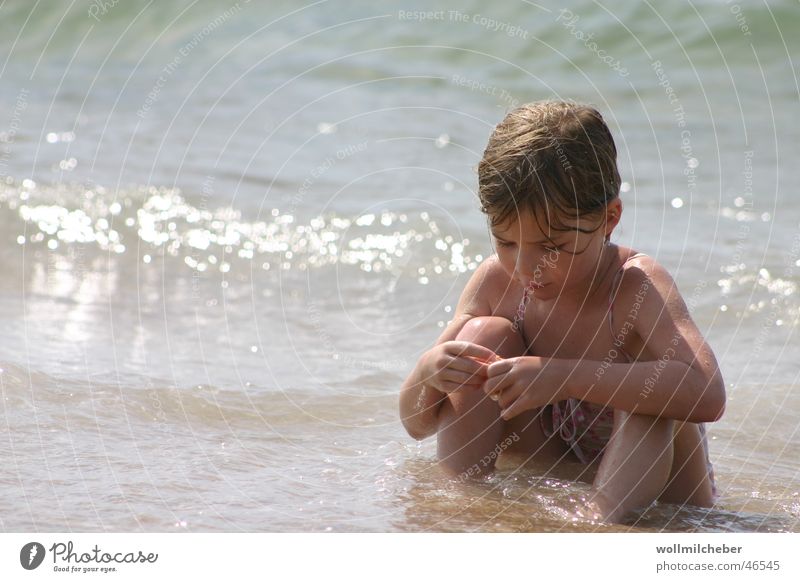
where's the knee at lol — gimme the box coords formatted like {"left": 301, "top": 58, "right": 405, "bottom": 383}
{"left": 456, "top": 316, "right": 526, "bottom": 358}
{"left": 614, "top": 410, "right": 675, "bottom": 443}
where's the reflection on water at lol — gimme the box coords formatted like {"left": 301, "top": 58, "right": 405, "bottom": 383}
{"left": 395, "top": 457, "right": 798, "bottom": 533}
{"left": 1, "top": 179, "right": 481, "bottom": 283}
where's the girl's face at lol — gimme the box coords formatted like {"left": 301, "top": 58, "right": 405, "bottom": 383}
{"left": 490, "top": 206, "right": 615, "bottom": 303}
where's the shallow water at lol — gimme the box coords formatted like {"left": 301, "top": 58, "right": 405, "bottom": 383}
{"left": 1, "top": 0, "right": 799, "bottom": 532}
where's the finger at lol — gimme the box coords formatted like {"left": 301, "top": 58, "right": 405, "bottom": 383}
{"left": 465, "top": 354, "right": 503, "bottom": 366}
{"left": 449, "top": 357, "right": 490, "bottom": 377}
{"left": 483, "top": 371, "right": 513, "bottom": 396}
{"left": 446, "top": 341, "right": 500, "bottom": 363}
{"left": 487, "top": 358, "right": 517, "bottom": 378}
{"left": 483, "top": 376, "right": 509, "bottom": 398}
{"left": 443, "top": 369, "right": 486, "bottom": 386}
{"left": 497, "top": 383, "right": 523, "bottom": 409}
{"left": 500, "top": 398, "right": 524, "bottom": 421}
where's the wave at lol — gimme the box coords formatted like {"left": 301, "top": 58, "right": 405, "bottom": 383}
{"left": 0, "top": 360, "right": 399, "bottom": 428}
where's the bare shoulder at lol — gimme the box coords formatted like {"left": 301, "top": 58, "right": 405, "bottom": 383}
{"left": 612, "top": 248, "right": 700, "bottom": 343}
{"left": 614, "top": 249, "right": 680, "bottom": 302}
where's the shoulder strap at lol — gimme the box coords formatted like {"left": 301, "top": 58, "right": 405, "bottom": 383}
{"left": 607, "top": 252, "right": 648, "bottom": 341}
{"left": 609, "top": 252, "right": 646, "bottom": 306}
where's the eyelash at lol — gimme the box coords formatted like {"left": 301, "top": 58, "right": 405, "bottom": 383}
{"left": 496, "top": 240, "right": 560, "bottom": 252}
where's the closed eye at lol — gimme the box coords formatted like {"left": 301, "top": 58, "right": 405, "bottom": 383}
{"left": 496, "top": 240, "right": 562, "bottom": 252}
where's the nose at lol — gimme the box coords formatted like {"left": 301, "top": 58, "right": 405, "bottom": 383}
{"left": 513, "top": 251, "right": 539, "bottom": 282}
{"left": 514, "top": 249, "right": 553, "bottom": 284}
{"left": 514, "top": 265, "right": 534, "bottom": 283}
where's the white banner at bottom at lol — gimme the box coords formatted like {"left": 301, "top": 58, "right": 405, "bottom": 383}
{"left": 1, "top": 533, "right": 796, "bottom": 581}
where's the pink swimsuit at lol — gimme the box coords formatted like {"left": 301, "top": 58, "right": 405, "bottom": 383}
{"left": 511, "top": 251, "right": 717, "bottom": 495}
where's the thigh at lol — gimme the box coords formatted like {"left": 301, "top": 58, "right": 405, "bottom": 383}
{"left": 437, "top": 316, "right": 526, "bottom": 475}
{"left": 498, "top": 333, "right": 571, "bottom": 467}
{"left": 500, "top": 408, "right": 570, "bottom": 465}
{"left": 659, "top": 422, "right": 714, "bottom": 507}
{"left": 437, "top": 385, "right": 506, "bottom": 477}
{"left": 590, "top": 409, "right": 675, "bottom": 521}
{"left": 593, "top": 413, "right": 714, "bottom": 510}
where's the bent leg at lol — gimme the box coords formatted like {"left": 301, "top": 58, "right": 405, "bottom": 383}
{"left": 659, "top": 422, "right": 714, "bottom": 507}
{"left": 588, "top": 410, "right": 674, "bottom": 523}
{"left": 437, "top": 316, "right": 526, "bottom": 477}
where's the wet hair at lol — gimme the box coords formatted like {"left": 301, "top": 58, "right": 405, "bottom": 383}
{"left": 477, "top": 100, "right": 621, "bottom": 249}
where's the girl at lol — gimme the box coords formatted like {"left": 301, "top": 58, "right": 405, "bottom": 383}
{"left": 399, "top": 100, "right": 725, "bottom": 523}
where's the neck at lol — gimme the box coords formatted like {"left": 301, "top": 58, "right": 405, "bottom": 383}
{"left": 589, "top": 242, "right": 618, "bottom": 297}
{"left": 545, "top": 242, "right": 617, "bottom": 310}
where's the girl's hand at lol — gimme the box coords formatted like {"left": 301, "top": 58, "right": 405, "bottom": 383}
{"left": 421, "top": 341, "right": 501, "bottom": 394}
{"left": 484, "top": 356, "right": 570, "bottom": 419}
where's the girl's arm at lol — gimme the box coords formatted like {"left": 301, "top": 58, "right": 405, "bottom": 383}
{"left": 564, "top": 259, "right": 725, "bottom": 423}
{"left": 399, "top": 363, "right": 447, "bottom": 441}
{"left": 399, "top": 258, "right": 497, "bottom": 440}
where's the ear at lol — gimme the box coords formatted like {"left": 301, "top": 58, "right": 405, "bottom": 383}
{"left": 603, "top": 198, "right": 623, "bottom": 239}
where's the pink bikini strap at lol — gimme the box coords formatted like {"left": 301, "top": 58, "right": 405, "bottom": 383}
{"left": 606, "top": 253, "right": 648, "bottom": 338}
{"left": 552, "top": 400, "right": 589, "bottom": 464}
